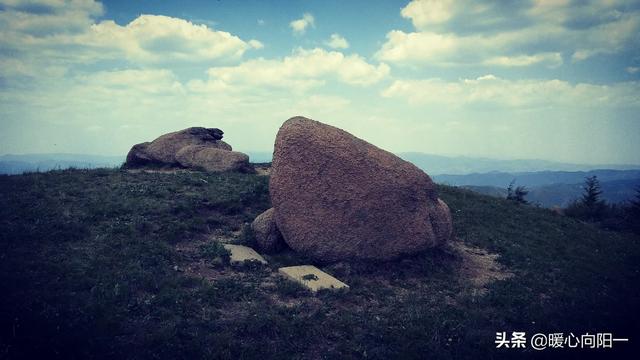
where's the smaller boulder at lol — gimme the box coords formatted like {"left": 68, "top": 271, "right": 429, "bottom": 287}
{"left": 175, "top": 145, "right": 253, "bottom": 173}
{"left": 429, "top": 199, "right": 453, "bottom": 246}
{"left": 144, "top": 127, "right": 232, "bottom": 165}
{"left": 125, "top": 142, "right": 155, "bottom": 167}
{"left": 251, "top": 208, "right": 286, "bottom": 253}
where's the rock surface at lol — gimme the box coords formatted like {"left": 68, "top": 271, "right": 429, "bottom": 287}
{"left": 269, "top": 116, "right": 452, "bottom": 262}
{"left": 124, "top": 127, "right": 250, "bottom": 172}
{"left": 251, "top": 208, "right": 286, "bottom": 253}
{"left": 175, "top": 145, "right": 252, "bottom": 173}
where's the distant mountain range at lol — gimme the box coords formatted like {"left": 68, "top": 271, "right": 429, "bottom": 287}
{"left": 464, "top": 178, "right": 640, "bottom": 208}
{"left": 399, "top": 152, "right": 640, "bottom": 175}
{"left": 445, "top": 170, "right": 640, "bottom": 208}
{"left": 248, "top": 151, "right": 640, "bottom": 175}
{"left": 0, "top": 154, "right": 124, "bottom": 175}
{"left": 433, "top": 169, "right": 640, "bottom": 188}
{"left": 2, "top": 153, "right": 639, "bottom": 208}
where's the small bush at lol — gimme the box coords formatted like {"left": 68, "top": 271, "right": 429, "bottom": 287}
{"left": 199, "top": 242, "right": 229, "bottom": 261}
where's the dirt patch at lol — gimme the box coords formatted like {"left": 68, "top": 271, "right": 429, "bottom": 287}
{"left": 181, "top": 259, "right": 227, "bottom": 282}
{"left": 175, "top": 238, "right": 229, "bottom": 281}
{"left": 453, "top": 241, "right": 513, "bottom": 294}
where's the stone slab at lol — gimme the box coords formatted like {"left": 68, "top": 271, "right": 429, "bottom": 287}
{"left": 223, "top": 244, "right": 267, "bottom": 265}
{"left": 278, "top": 265, "right": 349, "bottom": 292}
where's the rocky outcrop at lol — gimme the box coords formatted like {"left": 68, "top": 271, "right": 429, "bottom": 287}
{"left": 175, "top": 145, "right": 252, "bottom": 173}
{"left": 251, "top": 208, "right": 286, "bottom": 253}
{"left": 269, "top": 116, "right": 452, "bottom": 262}
{"left": 124, "top": 127, "right": 251, "bottom": 172}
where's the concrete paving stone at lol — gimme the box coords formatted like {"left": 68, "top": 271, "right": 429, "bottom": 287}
{"left": 223, "top": 244, "right": 267, "bottom": 265}
{"left": 278, "top": 265, "right": 349, "bottom": 292}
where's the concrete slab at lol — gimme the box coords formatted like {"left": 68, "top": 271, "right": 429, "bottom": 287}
{"left": 278, "top": 265, "right": 349, "bottom": 292}
{"left": 223, "top": 244, "right": 267, "bottom": 265}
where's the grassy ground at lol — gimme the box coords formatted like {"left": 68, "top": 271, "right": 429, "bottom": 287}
{"left": 0, "top": 168, "right": 638, "bottom": 359}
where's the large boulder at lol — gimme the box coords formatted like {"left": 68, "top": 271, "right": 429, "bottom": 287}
{"left": 124, "top": 127, "right": 249, "bottom": 172}
{"left": 175, "top": 145, "right": 252, "bottom": 173}
{"left": 269, "top": 116, "right": 452, "bottom": 262}
{"left": 143, "top": 127, "right": 231, "bottom": 164}
{"left": 251, "top": 208, "right": 286, "bottom": 253}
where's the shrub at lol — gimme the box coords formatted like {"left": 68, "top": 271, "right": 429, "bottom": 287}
{"left": 506, "top": 179, "right": 528, "bottom": 204}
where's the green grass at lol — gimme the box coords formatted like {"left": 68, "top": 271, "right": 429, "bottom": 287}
{"left": 0, "top": 168, "right": 638, "bottom": 359}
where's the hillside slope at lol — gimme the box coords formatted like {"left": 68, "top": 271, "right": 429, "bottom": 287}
{"left": 1, "top": 169, "right": 638, "bottom": 359}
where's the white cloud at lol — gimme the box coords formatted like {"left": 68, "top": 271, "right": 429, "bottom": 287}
{"left": 72, "top": 15, "right": 261, "bottom": 63}
{"left": 325, "top": 33, "right": 349, "bottom": 49}
{"left": 569, "top": 14, "right": 640, "bottom": 61}
{"left": 289, "top": 13, "right": 314, "bottom": 35}
{"left": 382, "top": 75, "right": 640, "bottom": 108}
{"left": 627, "top": 66, "right": 639, "bottom": 74}
{"left": 377, "top": 0, "right": 640, "bottom": 66}
{"left": 400, "top": 0, "right": 454, "bottom": 29}
{"left": 376, "top": 29, "right": 554, "bottom": 66}
{"left": 0, "top": 4, "right": 262, "bottom": 70}
{"left": 248, "top": 39, "right": 264, "bottom": 50}
{"left": 0, "top": 0, "right": 103, "bottom": 35}
{"left": 203, "top": 48, "right": 389, "bottom": 91}
{"left": 484, "top": 52, "right": 563, "bottom": 68}
{"left": 376, "top": 30, "right": 462, "bottom": 65}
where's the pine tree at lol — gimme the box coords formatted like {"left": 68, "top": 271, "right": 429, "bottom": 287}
{"left": 629, "top": 186, "right": 640, "bottom": 233}
{"left": 506, "top": 179, "right": 515, "bottom": 200}
{"left": 581, "top": 175, "right": 605, "bottom": 221}
{"left": 506, "top": 179, "right": 528, "bottom": 204}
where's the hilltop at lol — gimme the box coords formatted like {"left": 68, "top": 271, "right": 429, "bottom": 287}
{"left": 0, "top": 168, "right": 638, "bottom": 359}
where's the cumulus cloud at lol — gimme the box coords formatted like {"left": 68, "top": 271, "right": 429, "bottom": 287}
{"left": 484, "top": 52, "right": 563, "bottom": 68}
{"left": 325, "top": 33, "right": 349, "bottom": 49}
{"left": 0, "top": 3, "right": 262, "bottom": 71}
{"left": 202, "top": 48, "right": 389, "bottom": 91}
{"left": 71, "top": 15, "right": 260, "bottom": 63}
{"left": 400, "top": 0, "right": 454, "bottom": 28}
{"left": 289, "top": 13, "right": 314, "bottom": 35}
{"left": 377, "top": 0, "right": 640, "bottom": 66}
{"left": 381, "top": 75, "right": 640, "bottom": 108}
{"left": 376, "top": 29, "right": 564, "bottom": 66}
{"left": 0, "top": 0, "right": 103, "bottom": 35}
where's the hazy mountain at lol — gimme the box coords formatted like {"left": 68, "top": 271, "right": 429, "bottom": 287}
{"left": 434, "top": 169, "right": 640, "bottom": 188}
{"left": 462, "top": 185, "right": 508, "bottom": 199}
{"left": 400, "top": 152, "right": 640, "bottom": 175}
{"left": 246, "top": 151, "right": 640, "bottom": 175}
{"left": 0, "top": 154, "right": 124, "bottom": 174}
{"left": 527, "top": 178, "right": 640, "bottom": 207}
{"left": 464, "top": 178, "right": 640, "bottom": 208}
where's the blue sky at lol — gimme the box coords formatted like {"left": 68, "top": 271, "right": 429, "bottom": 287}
{"left": 1, "top": 0, "right": 639, "bottom": 164}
